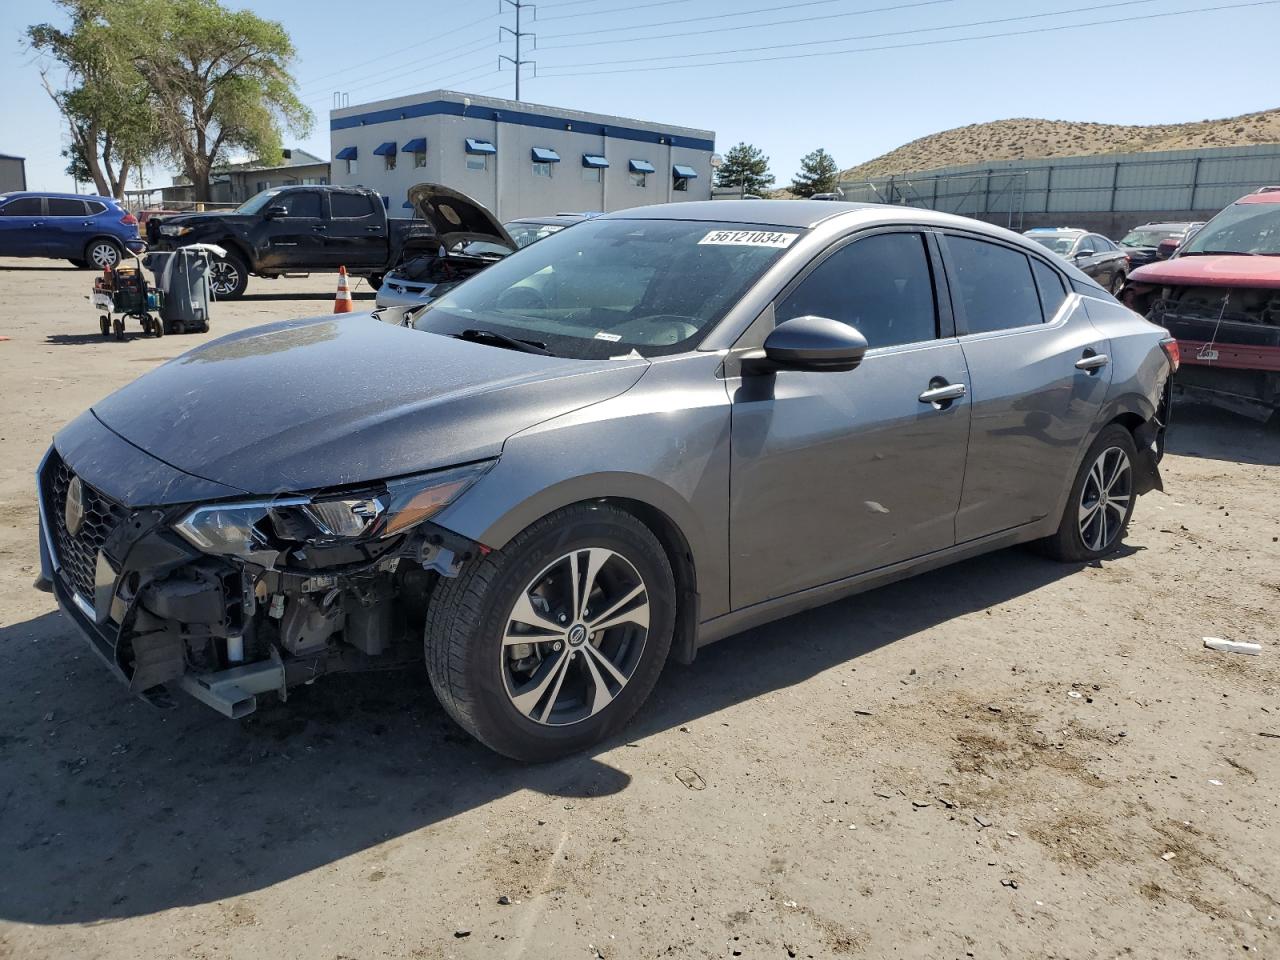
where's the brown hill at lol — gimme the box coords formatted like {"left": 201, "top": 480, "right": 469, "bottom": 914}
{"left": 841, "top": 108, "right": 1280, "bottom": 180}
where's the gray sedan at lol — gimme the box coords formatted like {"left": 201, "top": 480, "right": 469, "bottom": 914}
{"left": 37, "top": 201, "right": 1176, "bottom": 761}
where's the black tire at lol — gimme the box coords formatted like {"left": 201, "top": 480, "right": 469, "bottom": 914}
{"left": 208, "top": 253, "right": 249, "bottom": 298}
{"left": 1110, "top": 271, "right": 1127, "bottom": 296}
{"left": 1040, "top": 424, "right": 1138, "bottom": 562}
{"left": 112, "top": 316, "right": 125, "bottom": 342}
{"left": 85, "top": 238, "right": 123, "bottom": 270}
{"left": 425, "top": 503, "right": 676, "bottom": 761}
{"left": 99, "top": 315, "right": 111, "bottom": 337}
{"left": 152, "top": 316, "right": 164, "bottom": 338}
{"left": 365, "top": 273, "right": 384, "bottom": 290}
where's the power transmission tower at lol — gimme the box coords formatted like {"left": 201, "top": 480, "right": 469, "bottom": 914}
{"left": 499, "top": 0, "right": 535, "bottom": 100}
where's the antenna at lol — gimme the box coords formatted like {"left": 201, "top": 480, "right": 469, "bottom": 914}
{"left": 499, "top": 0, "right": 535, "bottom": 100}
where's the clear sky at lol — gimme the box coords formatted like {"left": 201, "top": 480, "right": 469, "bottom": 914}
{"left": 3, "top": 0, "right": 1277, "bottom": 194}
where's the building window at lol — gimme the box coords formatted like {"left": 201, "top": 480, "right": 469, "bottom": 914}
{"left": 414, "top": 151, "right": 426, "bottom": 168}
{"left": 630, "top": 171, "right": 647, "bottom": 188}
{"left": 672, "top": 164, "right": 699, "bottom": 193}
{"left": 385, "top": 153, "right": 396, "bottom": 171}
{"left": 628, "top": 159, "right": 655, "bottom": 187}
{"left": 346, "top": 158, "right": 357, "bottom": 175}
{"left": 533, "top": 161, "right": 554, "bottom": 179}
{"left": 673, "top": 176, "right": 690, "bottom": 192}
{"left": 467, "top": 154, "right": 487, "bottom": 172}
{"left": 583, "top": 166, "right": 601, "bottom": 183}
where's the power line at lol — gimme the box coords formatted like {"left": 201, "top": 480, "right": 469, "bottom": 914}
{"left": 539, "top": 0, "right": 957, "bottom": 50}
{"left": 536, "top": 0, "right": 694, "bottom": 21}
{"left": 541, "top": 0, "right": 1156, "bottom": 68}
{"left": 301, "top": 34, "right": 494, "bottom": 99}
{"left": 296, "top": 12, "right": 499, "bottom": 91}
{"left": 538, "top": 0, "right": 1276, "bottom": 77}
{"left": 538, "top": 0, "right": 883, "bottom": 38}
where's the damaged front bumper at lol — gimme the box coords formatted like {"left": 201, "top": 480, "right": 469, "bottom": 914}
{"left": 36, "top": 433, "right": 485, "bottom": 719}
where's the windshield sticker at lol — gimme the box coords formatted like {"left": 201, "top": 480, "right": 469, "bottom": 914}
{"left": 698, "top": 229, "right": 798, "bottom": 248}
{"left": 593, "top": 331, "right": 622, "bottom": 342}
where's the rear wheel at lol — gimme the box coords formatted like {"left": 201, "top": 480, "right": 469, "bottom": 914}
{"left": 86, "top": 239, "right": 123, "bottom": 270}
{"left": 99, "top": 315, "right": 111, "bottom": 337}
{"left": 208, "top": 253, "right": 249, "bottom": 298}
{"left": 1040, "top": 424, "right": 1137, "bottom": 562}
{"left": 425, "top": 504, "right": 675, "bottom": 761}
{"left": 1110, "top": 271, "right": 1127, "bottom": 296}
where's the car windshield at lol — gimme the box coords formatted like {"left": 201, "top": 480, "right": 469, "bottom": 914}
{"left": 1120, "top": 228, "right": 1182, "bottom": 247}
{"left": 235, "top": 189, "right": 283, "bottom": 214}
{"left": 1028, "top": 234, "right": 1077, "bottom": 255}
{"left": 414, "top": 218, "right": 800, "bottom": 360}
{"left": 1181, "top": 201, "right": 1280, "bottom": 255}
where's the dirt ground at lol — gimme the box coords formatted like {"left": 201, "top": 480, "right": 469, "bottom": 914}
{"left": 0, "top": 257, "right": 1275, "bottom": 960}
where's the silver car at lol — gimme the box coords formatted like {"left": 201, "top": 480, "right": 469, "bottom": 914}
{"left": 37, "top": 201, "right": 1176, "bottom": 761}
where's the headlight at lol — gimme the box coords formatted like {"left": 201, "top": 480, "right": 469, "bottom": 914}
{"left": 173, "top": 462, "right": 492, "bottom": 558}
{"left": 159, "top": 225, "right": 193, "bottom": 237}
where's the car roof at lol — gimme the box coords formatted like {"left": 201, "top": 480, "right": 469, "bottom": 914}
{"left": 1, "top": 190, "right": 116, "bottom": 202}
{"left": 507, "top": 215, "right": 587, "bottom": 227}
{"left": 604, "top": 199, "right": 879, "bottom": 229}
{"left": 1025, "top": 227, "right": 1085, "bottom": 236}
{"left": 1131, "top": 221, "right": 1196, "bottom": 230}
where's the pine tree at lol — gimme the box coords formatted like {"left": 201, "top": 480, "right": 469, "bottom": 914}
{"left": 791, "top": 148, "right": 840, "bottom": 198}
{"left": 715, "top": 142, "right": 775, "bottom": 197}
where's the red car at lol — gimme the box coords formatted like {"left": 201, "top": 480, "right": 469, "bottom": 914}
{"left": 1124, "top": 187, "right": 1280, "bottom": 421}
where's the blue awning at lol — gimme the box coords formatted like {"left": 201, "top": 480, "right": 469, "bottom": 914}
{"left": 673, "top": 164, "right": 699, "bottom": 179}
{"left": 401, "top": 137, "right": 427, "bottom": 153}
{"left": 402, "top": 201, "right": 414, "bottom": 208}
{"left": 465, "top": 138, "right": 496, "bottom": 155}
{"left": 628, "top": 159, "right": 655, "bottom": 174}
{"left": 373, "top": 141, "right": 397, "bottom": 156}
{"left": 582, "top": 154, "right": 609, "bottom": 169}
{"left": 531, "top": 147, "right": 561, "bottom": 163}
{"left": 335, "top": 146, "right": 357, "bottom": 160}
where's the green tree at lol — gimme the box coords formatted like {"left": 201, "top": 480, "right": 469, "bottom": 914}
{"left": 127, "top": 0, "right": 312, "bottom": 201}
{"left": 715, "top": 142, "right": 775, "bottom": 197}
{"left": 28, "top": 0, "right": 161, "bottom": 199}
{"left": 791, "top": 147, "right": 840, "bottom": 198}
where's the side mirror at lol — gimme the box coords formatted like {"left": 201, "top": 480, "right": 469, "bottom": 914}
{"left": 741, "top": 315, "right": 868, "bottom": 375}
{"left": 264, "top": 204, "right": 289, "bottom": 219}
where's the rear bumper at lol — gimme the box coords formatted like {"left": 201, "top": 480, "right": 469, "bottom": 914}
{"left": 125, "top": 238, "right": 148, "bottom": 254}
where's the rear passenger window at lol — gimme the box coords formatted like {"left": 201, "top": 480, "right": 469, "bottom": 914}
{"left": 1031, "top": 259, "right": 1068, "bottom": 320}
{"left": 776, "top": 232, "right": 937, "bottom": 348}
{"left": 330, "top": 192, "right": 374, "bottom": 218}
{"left": 0, "top": 197, "right": 42, "bottom": 216}
{"left": 48, "top": 198, "right": 87, "bottom": 216}
{"left": 946, "top": 236, "right": 1042, "bottom": 334}
{"left": 84, "top": 200, "right": 106, "bottom": 215}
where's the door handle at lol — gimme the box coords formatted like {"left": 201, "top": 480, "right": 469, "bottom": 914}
{"left": 312, "top": 225, "right": 327, "bottom": 232}
{"left": 918, "top": 381, "right": 966, "bottom": 406}
{"left": 1075, "top": 352, "right": 1110, "bottom": 372}
{"left": 366, "top": 226, "right": 380, "bottom": 232}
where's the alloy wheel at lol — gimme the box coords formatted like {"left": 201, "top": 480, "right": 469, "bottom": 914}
{"left": 209, "top": 260, "right": 240, "bottom": 297}
{"left": 89, "top": 242, "right": 120, "bottom": 268}
{"left": 500, "top": 547, "right": 650, "bottom": 727}
{"left": 1078, "top": 446, "right": 1132, "bottom": 552}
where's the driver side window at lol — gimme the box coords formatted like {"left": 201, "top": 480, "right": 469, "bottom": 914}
{"left": 776, "top": 232, "right": 939, "bottom": 348}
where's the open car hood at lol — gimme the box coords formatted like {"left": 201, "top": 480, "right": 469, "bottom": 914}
{"left": 1130, "top": 255, "right": 1280, "bottom": 290}
{"left": 408, "top": 183, "right": 516, "bottom": 253}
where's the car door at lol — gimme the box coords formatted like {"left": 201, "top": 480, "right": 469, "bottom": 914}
{"left": 728, "top": 228, "right": 972, "bottom": 609}
{"left": 45, "top": 197, "right": 90, "bottom": 258}
{"left": 1092, "top": 235, "right": 1121, "bottom": 287}
{"left": 1070, "top": 235, "right": 1099, "bottom": 279}
{"left": 938, "top": 233, "right": 1112, "bottom": 543}
{"left": 323, "top": 190, "right": 385, "bottom": 268}
{"left": 0, "top": 196, "right": 48, "bottom": 256}
{"left": 256, "top": 189, "right": 324, "bottom": 270}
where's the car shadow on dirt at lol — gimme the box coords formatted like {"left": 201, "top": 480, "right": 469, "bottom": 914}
{"left": 0, "top": 546, "right": 1076, "bottom": 925}
{"left": 1167, "top": 402, "right": 1280, "bottom": 466}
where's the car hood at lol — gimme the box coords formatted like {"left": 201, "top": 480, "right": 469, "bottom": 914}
{"left": 1129, "top": 254, "right": 1280, "bottom": 289}
{"left": 91, "top": 314, "right": 648, "bottom": 495}
{"left": 408, "top": 183, "right": 515, "bottom": 252}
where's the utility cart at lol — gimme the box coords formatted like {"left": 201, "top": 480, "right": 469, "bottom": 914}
{"left": 92, "top": 255, "right": 163, "bottom": 340}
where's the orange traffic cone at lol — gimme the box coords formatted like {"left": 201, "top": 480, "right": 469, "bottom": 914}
{"left": 333, "top": 266, "right": 354, "bottom": 313}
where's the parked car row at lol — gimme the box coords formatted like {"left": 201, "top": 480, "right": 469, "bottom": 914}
{"left": 37, "top": 199, "right": 1176, "bottom": 759}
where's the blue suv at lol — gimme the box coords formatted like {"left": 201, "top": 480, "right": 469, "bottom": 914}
{"left": 0, "top": 192, "right": 146, "bottom": 268}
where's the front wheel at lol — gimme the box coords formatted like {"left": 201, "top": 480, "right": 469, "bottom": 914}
{"left": 1040, "top": 424, "right": 1138, "bottom": 562}
{"left": 365, "top": 273, "right": 384, "bottom": 290}
{"left": 1110, "top": 272, "right": 1127, "bottom": 296}
{"left": 425, "top": 504, "right": 675, "bottom": 761}
{"left": 208, "top": 254, "right": 249, "bottom": 298}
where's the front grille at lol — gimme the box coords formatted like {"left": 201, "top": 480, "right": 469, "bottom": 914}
{"left": 43, "top": 453, "right": 127, "bottom": 610}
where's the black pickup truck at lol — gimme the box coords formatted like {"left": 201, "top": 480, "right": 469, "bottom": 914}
{"left": 148, "top": 185, "right": 433, "bottom": 298}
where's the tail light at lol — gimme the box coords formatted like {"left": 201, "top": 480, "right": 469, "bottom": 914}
{"left": 1159, "top": 337, "right": 1180, "bottom": 373}
{"left": 119, "top": 212, "right": 138, "bottom": 226}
